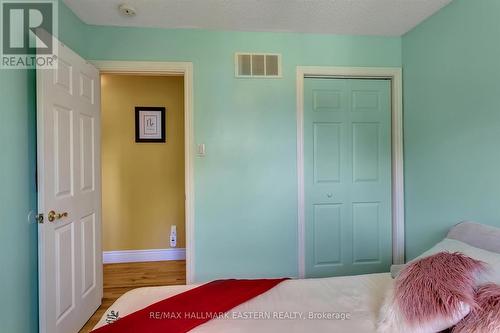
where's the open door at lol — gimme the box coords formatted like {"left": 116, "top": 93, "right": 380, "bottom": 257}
{"left": 37, "top": 41, "right": 102, "bottom": 333}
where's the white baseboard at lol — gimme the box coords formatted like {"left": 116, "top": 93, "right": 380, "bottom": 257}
{"left": 103, "top": 248, "right": 186, "bottom": 264}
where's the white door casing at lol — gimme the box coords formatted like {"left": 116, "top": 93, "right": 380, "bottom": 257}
{"left": 92, "top": 60, "right": 195, "bottom": 284}
{"left": 37, "top": 42, "right": 102, "bottom": 333}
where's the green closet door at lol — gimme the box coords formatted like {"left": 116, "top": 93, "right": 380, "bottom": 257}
{"left": 304, "top": 78, "right": 392, "bottom": 277}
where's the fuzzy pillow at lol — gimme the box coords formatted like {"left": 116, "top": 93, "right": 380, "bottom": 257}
{"left": 390, "top": 238, "right": 500, "bottom": 284}
{"left": 452, "top": 283, "right": 500, "bottom": 333}
{"left": 378, "top": 252, "right": 485, "bottom": 333}
{"left": 414, "top": 239, "right": 500, "bottom": 285}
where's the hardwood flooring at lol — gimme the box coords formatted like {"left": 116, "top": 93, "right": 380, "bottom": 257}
{"left": 79, "top": 260, "right": 186, "bottom": 333}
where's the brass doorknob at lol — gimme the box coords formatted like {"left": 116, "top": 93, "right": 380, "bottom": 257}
{"left": 47, "top": 210, "right": 69, "bottom": 222}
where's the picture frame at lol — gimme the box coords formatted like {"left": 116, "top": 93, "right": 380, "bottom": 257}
{"left": 135, "top": 106, "right": 166, "bottom": 143}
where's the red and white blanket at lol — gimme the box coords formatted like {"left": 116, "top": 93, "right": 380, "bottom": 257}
{"left": 92, "top": 278, "right": 288, "bottom": 333}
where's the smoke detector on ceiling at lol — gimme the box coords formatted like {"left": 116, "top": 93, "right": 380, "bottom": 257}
{"left": 118, "top": 4, "right": 136, "bottom": 17}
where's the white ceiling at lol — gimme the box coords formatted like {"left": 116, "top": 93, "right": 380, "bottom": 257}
{"left": 63, "top": 0, "right": 452, "bottom": 36}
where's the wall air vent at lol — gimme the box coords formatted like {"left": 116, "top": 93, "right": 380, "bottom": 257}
{"left": 235, "top": 53, "right": 282, "bottom": 78}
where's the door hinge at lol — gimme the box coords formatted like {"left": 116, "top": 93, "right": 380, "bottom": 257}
{"left": 36, "top": 213, "right": 44, "bottom": 224}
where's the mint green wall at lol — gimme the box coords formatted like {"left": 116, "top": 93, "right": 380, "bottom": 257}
{"left": 0, "top": 68, "right": 38, "bottom": 333}
{"left": 58, "top": 0, "right": 89, "bottom": 56}
{"left": 402, "top": 0, "right": 500, "bottom": 260}
{"left": 0, "top": 1, "right": 87, "bottom": 331}
{"left": 85, "top": 26, "right": 401, "bottom": 281}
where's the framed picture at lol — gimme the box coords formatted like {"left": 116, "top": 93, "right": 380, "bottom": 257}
{"left": 135, "top": 106, "right": 166, "bottom": 143}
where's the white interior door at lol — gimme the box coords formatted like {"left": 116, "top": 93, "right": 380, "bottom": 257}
{"left": 37, "top": 41, "right": 102, "bottom": 333}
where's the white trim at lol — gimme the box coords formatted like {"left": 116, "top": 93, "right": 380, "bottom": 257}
{"left": 296, "top": 66, "right": 405, "bottom": 279}
{"left": 103, "top": 248, "right": 186, "bottom": 264}
{"left": 92, "top": 60, "right": 195, "bottom": 284}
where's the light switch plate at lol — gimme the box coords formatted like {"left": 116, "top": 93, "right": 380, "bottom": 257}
{"left": 197, "top": 143, "right": 206, "bottom": 156}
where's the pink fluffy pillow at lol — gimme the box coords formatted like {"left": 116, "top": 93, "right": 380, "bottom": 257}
{"left": 453, "top": 283, "right": 500, "bottom": 333}
{"left": 378, "top": 252, "right": 485, "bottom": 333}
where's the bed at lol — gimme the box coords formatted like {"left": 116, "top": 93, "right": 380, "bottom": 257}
{"left": 93, "top": 221, "right": 500, "bottom": 332}
{"left": 94, "top": 273, "right": 392, "bottom": 332}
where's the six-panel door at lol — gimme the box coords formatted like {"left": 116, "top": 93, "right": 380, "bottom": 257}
{"left": 304, "top": 78, "right": 392, "bottom": 277}
{"left": 38, "top": 43, "right": 102, "bottom": 333}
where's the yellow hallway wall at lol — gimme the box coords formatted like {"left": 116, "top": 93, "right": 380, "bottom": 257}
{"left": 101, "top": 74, "right": 185, "bottom": 251}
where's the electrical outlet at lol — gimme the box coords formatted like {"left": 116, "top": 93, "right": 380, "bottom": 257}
{"left": 170, "top": 225, "right": 177, "bottom": 248}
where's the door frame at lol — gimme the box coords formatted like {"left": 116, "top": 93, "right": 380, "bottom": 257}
{"left": 92, "top": 60, "right": 195, "bottom": 284}
{"left": 296, "top": 66, "right": 404, "bottom": 278}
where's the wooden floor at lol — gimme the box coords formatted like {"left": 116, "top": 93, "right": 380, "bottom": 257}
{"left": 79, "top": 260, "right": 186, "bottom": 333}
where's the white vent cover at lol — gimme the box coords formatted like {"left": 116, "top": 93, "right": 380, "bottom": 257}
{"left": 235, "top": 53, "right": 282, "bottom": 78}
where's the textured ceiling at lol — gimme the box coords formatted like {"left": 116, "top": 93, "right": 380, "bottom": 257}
{"left": 63, "top": 0, "right": 452, "bottom": 36}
